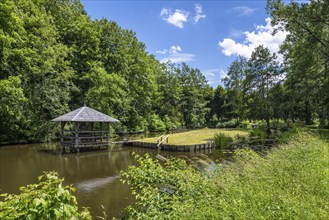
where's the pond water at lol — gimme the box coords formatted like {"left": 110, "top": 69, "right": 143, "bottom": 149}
{"left": 0, "top": 136, "right": 232, "bottom": 218}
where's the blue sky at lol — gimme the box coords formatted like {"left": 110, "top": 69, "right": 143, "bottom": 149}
{"left": 82, "top": 1, "right": 287, "bottom": 87}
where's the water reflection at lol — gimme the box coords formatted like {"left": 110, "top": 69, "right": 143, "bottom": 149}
{"left": 0, "top": 140, "right": 232, "bottom": 218}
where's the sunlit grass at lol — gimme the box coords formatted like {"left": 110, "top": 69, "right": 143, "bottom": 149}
{"left": 142, "top": 128, "right": 248, "bottom": 145}
{"left": 122, "top": 131, "right": 329, "bottom": 219}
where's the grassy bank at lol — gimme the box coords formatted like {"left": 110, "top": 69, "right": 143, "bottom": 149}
{"left": 142, "top": 128, "right": 248, "bottom": 145}
{"left": 121, "top": 131, "right": 329, "bottom": 219}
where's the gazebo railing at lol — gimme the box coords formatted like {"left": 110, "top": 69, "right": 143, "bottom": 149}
{"left": 61, "top": 130, "right": 110, "bottom": 148}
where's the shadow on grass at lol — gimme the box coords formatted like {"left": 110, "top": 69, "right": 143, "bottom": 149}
{"left": 311, "top": 129, "right": 329, "bottom": 143}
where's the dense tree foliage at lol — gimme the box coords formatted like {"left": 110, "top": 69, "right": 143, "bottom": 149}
{"left": 222, "top": 0, "right": 329, "bottom": 134}
{"left": 0, "top": 0, "right": 211, "bottom": 144}
{"left": 245, "top": 45, "right": 282, "bottom": 135}
{"left": 1, "top": 0, "right": 328, "bottom": 144}
{"left": 266, "top": 0, "right": 329, "bottom": 125}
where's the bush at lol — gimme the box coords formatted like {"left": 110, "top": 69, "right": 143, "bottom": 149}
{"left": 120, "top": 153, "right": 219, "bottom": 219}
{"left": 240, "top": 120, "right": 250, "bottom": 129}
{"left": 149, "top": 114, "right": 166, "bottom": 132}
{"left": 235, "top": 134, "right": 247, "bottom": 143}
{"left": 214, "top": 133, "right": 233, "bottom": 149}
{"left": 0, "top": 172, "right": 91, "bottom": 219}
{"left": 163, "top": 115, "right": 176, "bottom": 131}
{"left": 216, "top": 119, "right": 238, "bottom": 128}
{"left": 249, "top": 128, "right": 267, "bottom": 139}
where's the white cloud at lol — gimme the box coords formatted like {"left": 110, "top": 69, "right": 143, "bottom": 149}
{"left": 156, "top": 49, "right": 168, "bottom": 54}
{"left": 170, "top": 45, "right": 182, "bottom": 54}
{"left": 157, "top": 45, "right": 194, "bottom": 63}
{"left": 232, "top": 6, "right": 256, "bottom": 17}
{"left": 218, "top": 17, "right": 287, "bottom": 62}
{"left": 160, "top": 8, "right": 189, "bottom": 28}
{"left": 161, "top": 53, "right": 195, "bottom": 63}
{"left": 194, "top": 4, "right": 206, "bottom": 23}
{"left": 160, "top": 8, "right": 169, "bottom": 16}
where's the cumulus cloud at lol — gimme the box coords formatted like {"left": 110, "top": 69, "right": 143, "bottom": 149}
{"left": 160, "top": 4, "right": 205, "bottom": 28}
{"left": 218, "top": 17, "right": 287, "bottom": 61}
{"left": 160, "top": 8, "right": 189, "bottom": 28}
{"left": 156, "top": 45, "right": 195, "bottom": 63}
{"left": 194, "top": 4, "right": 206, "bottom": 23}
{"left": 231, "top": 6, "right": 256, "bottom": 17}
{"left": 155, "top": 49, "right": 168, "bottom": 54}
{"left": 170, "top": 45, "right": 182, "bottom": 54}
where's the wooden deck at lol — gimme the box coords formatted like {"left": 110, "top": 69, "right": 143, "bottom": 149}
{"left": 123, "top": 140, "right": 214, "bottom": 152}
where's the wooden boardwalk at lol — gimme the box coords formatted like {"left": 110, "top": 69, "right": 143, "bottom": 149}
{"left": 123, "top": 140, "right": 214, "bottom": 152}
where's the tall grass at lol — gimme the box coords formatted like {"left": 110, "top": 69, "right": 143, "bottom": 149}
{"left": 214, "top": 132, "right": 233, "bottom": 149}
{"left": 121, "top": 131, "right": 329, "bottom": 219}
{"left": 214, "top": 132, "right": 329, "bottom": 219}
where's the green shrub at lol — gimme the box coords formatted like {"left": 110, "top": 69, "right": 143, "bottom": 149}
{"left": 120, "top": 153, "right": 219, "bottom": 219}
{"left": 163, "top": 115, "right": 176, "bottom": 131}
{"left": 0, "top": 172, "right": 91, "bottom": 219}
{"left": 249, "top": 128, "right": 267, "bottom": 139}
{"left": 240, "top": 120, "right": 250, "bottom": 128}
{"left": 214, "top": 133, "right": 233, "bottom": 149}
{"left": 216, "top": 119, "right": 238, "bottom": 128}
{"left": 149, "top": 114, "right": 166, "bottom": 132}
{"left": 235, "top": 134, "right": 247, "bottom": 143}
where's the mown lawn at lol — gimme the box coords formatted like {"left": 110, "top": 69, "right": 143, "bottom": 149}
{"left": 142, "top": 128, "right": 248, "bottom": 145}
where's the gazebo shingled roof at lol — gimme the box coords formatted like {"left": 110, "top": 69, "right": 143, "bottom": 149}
{"left": 52, "top": 105, "right": 119, "bottom": 123}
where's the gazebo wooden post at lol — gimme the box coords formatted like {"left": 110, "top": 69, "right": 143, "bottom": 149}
{"left": 61, "top": 121, "right": 67, "bottom": 151}
{"left": 60, "top": 122, "right": 65, "bottom": 144}
{"left": 75, "top": 122, "right": 80, "bottom": 150}
{"left": 106, "top": 122, "right": 110, "bottom": 146}
{"left": 100, "top": 122, "right": 103, "bottom": 144}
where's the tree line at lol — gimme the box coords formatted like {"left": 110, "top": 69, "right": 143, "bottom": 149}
{"left": 0, "top": 0, "right": 212, "bottom": 143}
{"left": 1, "top": 0, "right": 328, "bottom": 144}
{"left": 218, "top": 0, "right": 329, "bottom": 135}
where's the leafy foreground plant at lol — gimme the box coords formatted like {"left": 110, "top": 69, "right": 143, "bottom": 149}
{"left": 121, "top": 132, "right": 329, "bottom": 219}
{"left": 0, "top": 172, "right": 91, "bottom": 219}
{"left": 214, "top": 132, "right": 233, "bottom": 149}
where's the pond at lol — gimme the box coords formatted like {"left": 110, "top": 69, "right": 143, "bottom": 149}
{"left": 0, "top": 137, "right": 232, "bottom": 218}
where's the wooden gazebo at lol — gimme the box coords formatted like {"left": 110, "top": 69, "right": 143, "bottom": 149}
{"left": 52, "top": 104, "right": 119, "bottom": 152}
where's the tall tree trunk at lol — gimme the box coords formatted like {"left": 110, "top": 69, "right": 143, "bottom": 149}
{"left": 304, "top": 100, "right": 312, "bottom": 125}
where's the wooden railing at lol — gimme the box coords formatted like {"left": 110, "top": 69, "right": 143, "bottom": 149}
{"left": 157, "top": 135, "right": 169, "bottom": 149}
{"left": 156, "top": 135, "right": 164, "bottom": 144}
{"left": 61, "top": 130, "right": 110, "bottom": 148}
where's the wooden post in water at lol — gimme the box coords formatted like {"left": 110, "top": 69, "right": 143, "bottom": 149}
{"left": 100, "top": 122, "right": 103, "bottom": 144}
{"left": 75, "top": 122, "right": 80, "bottom": 152}
{"left": 106, "top": 122, "right": 110, "bottom": 146}
{"left": 60, "top": 122, "right": 65, "bottom": 143}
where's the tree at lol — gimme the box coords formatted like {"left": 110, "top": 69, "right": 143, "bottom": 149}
{"left": 245, "top": 45, "right": 282, "bottom": 136}
{"left": 210, "top": 85, "right": 226, "bottom": 122}
{"left": 267, "top": 0, "right": 329, "bottom": 126}
{"left": 222, "top": 56, "right": 248, "bottom": 121}
{"left": 179, "top": 63, "right": 210, "bottom": 128}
